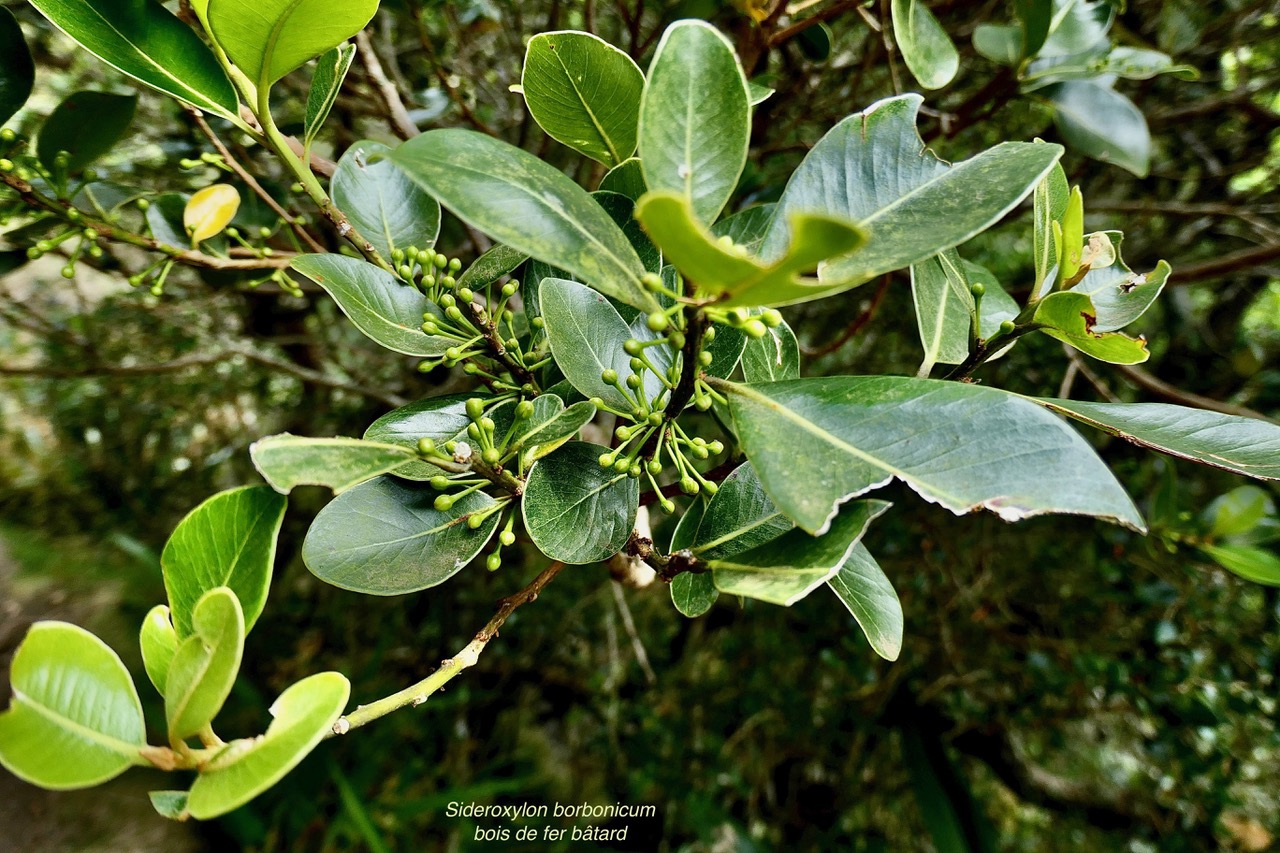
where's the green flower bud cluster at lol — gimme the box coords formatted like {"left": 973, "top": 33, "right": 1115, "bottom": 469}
{"left": 704, "top": 305, "right": 783, "bottom": 340}
{"left": 596, "top": 412, "right": 726, "bottom": 512}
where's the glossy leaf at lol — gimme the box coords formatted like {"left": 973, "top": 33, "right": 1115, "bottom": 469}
{"left": 1040, "top": 0, "right": 1114, "bottom": 57}
{"left": 207, "top": 0, "right": 378, "bottom": 88}
{"left": 912, "top": 250, "right": 1020, "bottom": 371}
{"left": 331, "top": 140, "right": 441, "bottom": 261}
{"left": 305, "top": 43, "right": 357, "bottom": 148}
{"left": 0, "top": 622, "right": 145, "bottom": 789}
{"left": 1031, "top": 291, "right": 1150, "bottom": 363}
{"left": 164, "top": 588, "right": 245, "bottom": 742}
{"left": 250, "top": 434, "right": 418, "bottom": 494}
{"left": 1201, "top": 545, "right": 1280, "bottom": 586}
{"left": 186, "top": 672, "right": 350, "bottom": 820}
{"left": 149, "top": 791, "right": 190, "bottom": 821}
{"left": 1068, "top": 231, "right": 1170, "bottom": 332}
{"left": 140, "top": 605, "right": 179, "bottom": 694}
{"left": 0, "top": 8, "right": 34, "bottom": 126}
{"left": 184, "top": 184, "right": 241, "bottom": 246}
{"left": 599, "top": 157, "right": 646, "bottom": 199}
{"left": 162, "top": 486, "right": 287, "bottom": 638}
{"left": 1046, "top": 80, "right": 1151, "bottom": 177}
{"left": 1033, "top": 161, "right": 1070, "bottom": 293}
{"left": 712, "top": 204, "right": 776, "bottom": 255}
{"left": 506, "top": 395, "right": 596, "bottom": 459}
{"left": 1035, "top": 400, "right": 1280, "bottom": 480}
{"left": 671, "top": 572, "right": 719, "bottom": 617}
{"left": 740, "top": 321, "right": 800, "bottom": 382}
{"left": 363, "top": 393, "right": 476, "bottom": 481}
{"left": 892, "top": 0, "right": 959, "bottom": 90}
{"left": 717, "top": 376, "right": 1144, "bottom": 535}
{"left": 1017, "top": 0, "right": 1053, "bottom": 58}
{"left": 292, "top": 254, "right": 451, "bottom": 357}
{"left": 37, "top": 91, "right": 137, "bottom": 173}
{"left": 391, "top": 129, "right": 657, "bottom": 312}
{"left": 521, "top": 30, "right": 644, "bottom": 166}
{"left": 457, "top": 244, "right": 527, "bottom": 291}
{"left": 302, "top": 476, "right": 500, "bottom": 595}
{"left": 690, "top": 462, "right": 794, "bottom": 561}
{"left": 523, "top": 442, "right": 639, "bottom": 564}
{"left": 27, "top": 0, "right": 237, "bottom": 119}
{"left": 828, "top": 544, "right": 903, "bottom": 661}
{"left": 710, "top": 501, "right": 889, "bottom": 606}
{"left": 638, "top": 20, "right": 750, "bottom": 225}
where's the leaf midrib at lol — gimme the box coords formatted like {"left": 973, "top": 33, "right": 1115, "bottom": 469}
{"left": 14, "top": 689, "right": 142, "bottom": 758}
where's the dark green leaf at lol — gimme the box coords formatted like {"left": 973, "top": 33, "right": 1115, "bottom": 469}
{"left": 457, "top": 244, "right": 528, "bottom": 291}
{"left": 671, "top": 573, "right": 719, "bottom": 617}
{"left": 164, "top": 588, "right": 245, "bottom": 742}
{"left": 149, "top": 791, "right": 190, "bottom": 821}
{"left": 250, "top": 434, "right": 419, "bottom": 494}
{"left": 1016, "top": 0, "right": 1052, "bottom": 58}
{"left": 331, "top": 140, "right": 441, "bottom": 261}
{"left": 972, "top": 24, "right": 1022, "bottom": 66}
{"left": 0, "top": 8, "right": 35, "bottom": 126}
{"left": 712, "top": 204, "right": 776, "bottom": 255}
{"left": 1033, "top": 160, "right": 1070, "bottom": 294}
{"left": 38, "top": 91, "right": 137, "bottom": 173}
{"left": 1040, "top": 0, "right": 1114, "bottom": 57}
{"left": 828, "top": 544, "right": 903, "bottom": 661}
{"left": 363, "top": 394, "right": 476, "bottom": 481}
{"left": 599, "top": 158, "right": 646, "bottom": 200}
{"left": 522, "top": 442, "right": 639, "bottom": 564}
{"left": 305, "top": 44, "right": 357, "bottom": 148}
{"left": 208, "top": 0, "right": 378, "bottom": 88}
{"left": 740, "top": 321, "right": 800, "bottom": 382}
{"left": 1046, "top": 81, "right": 1151, "bottom": 177}
{"left": 892, "top": 0, "right": 959, "bottom": 90}
{"left": 690, "top": 462, "right": 794, "bottom": 561}
{"left": 506, "top": 395, "right": 596, "bottom": 460}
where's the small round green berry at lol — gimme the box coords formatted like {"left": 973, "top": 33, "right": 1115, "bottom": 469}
{"left": 25, "top": 247, "right": 41, "bottom": 260}
{"left": 398, "top": 264, "right": 414, "bottom": 279}
{"left": 482, "top": 447, "right": 501, "bottom": 465}
{"left": 707, "top": 440, "right": 724, "bottom": 455}
{"left": 479, "top": 417, "right": 495, "bottom": 433}
{"left": 515, "top": 400, "right": 535, "bottom": 419}
{"left": 135, "top": 198, "right": 150, "bottom": 210}
{"left": 629, "top": 357, "right": 645, "bottom": 374}
{"left": 646, "top": 311, "right": 669, "bottom": 332}
{"left": 743, "top": 319, "right": 768, "bottom": 339}
{"left": 433, "top": 253, "right": 448, "bottom": 270}
{"left": 647, "top": 412, "right": 664, "bottom": 427}
{"left": 457, "top": 286, "right": 473, "bottom": 302}
{"left": 467, "top": 423, "right": 482, "bottom": 441}
{"left": 646, "top": 458, "right": 663, "bottom": 476}
{"left": 445, "top": 346, "right": 463, "bottom": 361}
{"left": 703, "top": 326, "right": 716, "bottom": 343}
{"left": 641, "top": 272, "right": 663, "bottom": 292}
{"left": 531, "top": 316, "right": 545, "bottom": 329}
{"left": 87, "top": 245, "right": 103, "bottom": 259}
{"left": 628, "top": 463, "right": 642, "bottom": 478}
{"left": 624, "top": 338, "right": 644, "bottom": 357}
{"left": 439, "top": 293, "right": 456, "bottom": 308}
{"left": 601, "top": 368, "right": 619, "bottom": 385}
{"left": 486, "top": 553, "right": 502, "bottom": 571}
{"left": 999, "top": 320, "right": 1016, "bottom": 335}
{"left": 418, "top": 437, "right": 437, "bottom": 455}
{"left": 590, "top": 397, "right": 606, "bottom": 410}
{"left": 434, "top": 494, "right": 455, "bottom": 511}
{"left": 0, "top": 128, "right": 15, "bottom": 142}
{"left": 680, "top": 477, "right": 699, "bottom": 495}
{"left": 702, "top": 481, "right": 719, "bottom": 496}
{"left": 466, "top": 397, "right": 485, "bottom": 420}
{"left": 625, "top": 374, "right": 641, "bottom": 390}
{"left": 599, "top": 452, "right": 616, "bottom": 468}
{"left": 0, "top": 159, "right": 12, "bottom": 173}
{"left": 501, "top": 281, "right": 518, "bottom": 297}
{"left": 615, "top": 424, "right": 633, "bottom": 441}
{"left": 423, "top": 274, "right": 436, "bottom": 288}
{"left": 445, "top": 306, "right": 464, "bottom": 322}
{"left": 659, "top": 497, "right": 676, "bottom": 513}
{"left": 429, "top": 475, "right": 452, "bottom": 490}
{"left": 698, "top": 350, "right": 713, "bottom": 367}
{"left": 467, "top": 514, "right": 485, "bottom": 529}
{"left": 667, "top": 331, "right": 686, "bottom": 350}
{"left": 694, "top": 395, "right": 713, "bottom": 411}
{"left": 499, "top": 530, "right": 516, "bottom": 547}
{"left": 448, "top": 258, "right": 461, "bottom": 273}
{"left": 613, "top": 458, "right": 630, "bottom": 474}
{"left": 61, "top": 265, "right": 75, "bottom": 279}
{"left": 65, "top": 209, "right": 80, "bottom": 223}
{"left": 762, "top": 308, "right": 783, "bottom": 328}
{"left": 970, "top": 283, "right": 985, "bottom": 298}
{"left": 463, "top": 363, "right": 481, "bottom": 376}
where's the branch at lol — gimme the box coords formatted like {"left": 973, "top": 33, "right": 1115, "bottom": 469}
{"left": 330, "top": 561, "right": 566, "bottom": 735}
{"left": 355, "top": 31, "right": 420, "bottom": 141}
{"left": 1108, "top": 363, "right": 1271, "bottom": 421}
{"left": 1170, "top": 243, "right": 1280, "bottom": 283}
{"left": 768, "top": 0, "right": 863, "bottom": 46}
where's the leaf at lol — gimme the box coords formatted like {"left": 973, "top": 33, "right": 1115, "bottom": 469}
{"left": 522, "top": 442, "right": 639, "bottom": 564}
{"left": 912, "top": 249, "right": 975, "bottom": 370}
{"left": 164, "top": 588, "right": 245, "bottom": 742}
{"left": 972, "top": 24, "right": 1022, "bottom": 66}
{"left": 671, "top": 573, "right": 719, "bottom": 617}
{"left": 1204, "top": 486, "right": 1274, "bottom": 539}
{"left": 1033, "top": 161, "right": 1070, "bottom": 294}
{"left": 305, "top": 43, "right": 357, "bottom": 148}
{"left": 1031, "top": 291, "right": 1150, "bottom": 363}
{"left": 740, "top": 321, "right": 800, "bottom": 382}
{"left": 891, "top": 0, "right": 959, "bottom": 90}
{"left": 162, "top": 485, "right": 287, "bottom": 638}
{"left": 704, "top": 323, "right": 747, "bottom": 378}
{"left": 762, "top": 95, "right": 1063, "bottom": 297}
{"left": 1068, "top": 231, "right": 1170, "bottom": 332}
{"left": 146, "top": 193, "right": 194, "bottom": 249}
{"left": 1201, "top": 545, "right": 1280, "bottom": 586}
{"left": 292, "top": 254, "right": 452, "bottom": 357}
{"left": 828, "top": 544, "right": 903, "bottom": 661}
{"left": 506, "top": 396, "right": 597, "bottom": 459}
{"left": 1040, "top": 0, "right": 1114, "bottom": 57}
{"left": 0, "top": 7, "right": 35, "bottom": 126}
{"left": 250, "top": 434, "right": 418, "bottom": 494}
{"left": 363, "top": 393, "right": 477, "bottom": 481}
{"left": 599, "top": 157, "right": 647, "bottom": 200}
{"left": 716, "top": 376, "right": 1144, "bottom": 535}
{"left": 638, "top": 20, "right": 751, "bottom": 225}
{"left": 635, "top": 190, "right": 866, "bottom": 308}
{"left": 521, "top": 30, "right": 644, "bottom": 166}
{"left": 331, "top": 141, "right": 441, "bottom": 261}
{"left": 149, "top": 790, "right": 190, "bottom": 821}
{"left": 184, "top": 184, "right": 241, "bottom": 246}
{"left": 1058, "top": 185, "right": 1084, "bottom": 284}
{"left": 301, "top": 476, "right": 500, "bottom": 595}
{"left": 140, "top": 605, "right": 179, "bottom": 694}
{"left": 391, "top": 129, "right": 656, "bottom": 312}
{"left": 1034, "top": 399, "right": 1280, "bottom": 481}
{"left": 186, "top": 672, "right": 350, "bottom": 820}
{"left": 712, "top": 204, "right": 776, "bottom": 255}
{"left": 689, "top": 462, "right": 794, "bottom": 561}
{"left": 1046, "top": 80, "right": 1151, "bottom": 177}
{"left": 797, "top": 21, "right": 834, "bottom": 62}
{"left": 37, "top": 91, "right": 137, "bottom": 173}
{"left": 207, "top": 0, "right": 378, "bottom": 88}
{"left": 0, "top": 622, "right": 146, "bottom": 789}
{"left": 457, "top": 244, "right": 527, "bottom": 291}
{"left": 710, "top": 500, "right": 889, "bottom": 606}
{"left": 1103, "top": 46, "right": 1198, "bottom": 81}
{"left": 27, "top": 0, "right": 237, "bottom": 119}
{"left": 1017, "top": 0, "right": 1053, "bottom": 58}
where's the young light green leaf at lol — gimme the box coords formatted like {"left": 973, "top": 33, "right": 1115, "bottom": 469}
{"left": 522, "top": 31, "right": 644, "bottom": 166}
{"left": 740, "top": 321, "right": 800, "bottom": 382}
{"left": 891, "top": 0, "right": 959, "bottom": 90}
{"left": 715, "top": 376, "right": 1145, "bottom": 535}
{"left": 164, "top": 588, "right": 245, "bottom": 742}
{"left": 1204, "top": 486, "right": 1273, "bottom": 539}
{"left": 1033, "top": 160, "right": 1070, "bottom": 294}
{"left": 1046, "top": 80, "right": 1151, "bottom": 177}
{"left": 523, "top": 442, "right": 639, "bottom": 564}
{"left": 37, "top": 91, "right": 137, "bottom": 173}
{"left": 140, "top": 605, "right": 179, "bottom": 695}
{"left": 1034, "top": 399, "right": 1280, "bottom": 480}
{"left": 710, "top": 500, "right": 890, "bottom": 606}
{"left": 391, "top": 129, "right": 657, "bottom": 312}
{"left": 599, "top": 157, "right": 647, "bottom": 200}
{"left": 305, "top": 43, "right": 357, "bottom": 149}
{"left": 1057, "top": 186, "right": 1085, "bottom": 285}
{"left": 302, "top": 476, "right": 500, "bottom": 595}
{"left": 827, "top": 544, "right": 903, "bottom": 661}
{"left": 148, "top": 790, "right": 190, "bottom": 821}
{"left": 0, "top": 622, "right": 146, "bottom": 789}
{"left": 331, "top": 141, "right": 441, "bottom": 261}
{"left": 0, "top": 8, "right": 35, "bottom": 126}
{"left": 1031, "top": 291, "right": 1150, "bottom": 363}
{"left": 250, "top": 434, "right": 419, "bottom": 494}
{"left": 363, "top": 393, "right": 476, "bottom": 481}
{"left": 1068, "top": 231, "right": 1170, "bottom": 332}
{"left": 207, "top": 0, "right": 378, "bottom": 88}
{"left": 291, "top": 254, "right": 452, "bottom": 357}
{"left": 186, "top": 672, "right": 350, "bottom": 820}
{"left": 912, "top": 249, "right": 975, "bottom": 370}
{"left": 690, "top": 462, "right": 794, "bottom": 561}
{"left": 27, "top": 0, "right": 237, "bottom": 119}
{"left": 1200, "top": 545, "right": 1280, "bottom": 587}
{"left": 639, "top": 20, "right": 751, "bottom": 225}
{"left": 162, "top": 485, "right": 287, "bottom": 638}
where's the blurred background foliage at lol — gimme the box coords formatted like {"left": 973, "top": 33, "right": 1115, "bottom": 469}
{"left": 0, "top": 0, "right": 1278, "bottom": 850}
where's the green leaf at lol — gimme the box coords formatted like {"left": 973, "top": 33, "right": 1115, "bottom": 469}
{"left": 0, "top": 8, "right": 35, "bottom": 126}
{"left": 797, "top": 22, "right": 834, "bottom": 62}
{"left": 1201, "top": 545, "right": 1280, "bottom": 586}
{"left": 1204, "top": 486, "right": 1274, "bottom": 539}
{"left": 636, "top": 190, "right": 865, "bottom": 308}
{"left": 162, "top": 485, "right": 287, "bottom": 638}
{"left": 522, "top": 442, "right": 639, "bottom": 564}
{"left": 27, "top": 0, "right": 237, "bottom": 119}
{"left": 599, "top": 157, "right": 647, "bottom": 200}
{"left": 1068, "top": 232, "right": 1170, "bottom": 332}
{"left": 457, "top": 244, "right": 528, "bottom": 292}
{"left": 716, "top": 376, "right": 1144, "bottom": 535}
{"left": 149, "top": 790, "right": 190, "bottom": 821}
{"left": 250, "top": 434, "right": 418, "bottom": 494}
{"left": 763, "top": 95, "right": 1063, "bottom": 297}
{"left": 305, "top": 44, "right": 356, "bottom": 149}
{"left": 140, "top": 605, "right": 179, "bottom": 694}
{"left": 704, "top": 323, "right": 747, "bottom": 379}
{"left": 145, "top": 192, "right": 194, "bottom": 249}
{"left": 710, "top": 500, "right": 889, "bottom": 606}
{"left": 690, "top": 462, "right": 794, "bottom": 561}
{"left": 164, "top": 588, "right": 245, "bottom": 742}
{"left": 506, "top": 395, "right": 596, "bottom": 460}
{"left": 712, "top": 204, "right": 776, "bottom": 254}
{"left": 301, "top": 476, "right": 500, "bottom": 594}
{"left": 1040, "top": 0, "right": 1114, "bottom": 57}
{"left": 638, "top": 20, "right": 750, "bottom": 225}
{"left": 828, "top": 544, "right": 903, "bottom": 661}
{"left": 292, "top": 254, "right": 451, "bottom": 357}
{"left": 521, "top": 30, "right": 644, "bottom": 166}
{"left": 186, "top": 671, "right": 350, "bottom": 820}
{"left": 972, "top": 24, "right": 1022, "bottom": 66}
{"left": 1033, "top": 161, "right": 1070, "bottom": 294}
{"left": 37, "top": 91, "right": 137, "bottom": 173}
{"left": 671, "top": 573, "right": 719, "bottom": 617}
{"left": 740, "top": 321, "right": 800, "bottom": 382}
{"left": 912, "top": 249, "right": 974, "bottom": 370}
{"left": 1031, "top": 291, "right": 1150, "bottom": 363}
{"left": 1046, "top": 80, "right": 1151, "bottom": 177}
{"left": 363, "top": 393, "right": 477, "bottom": 481}
{"left": 891, "top": 0, "right": 959, "bottom": 90}
{"left": 331, "top": 141, "right": 441, "bottom": 261}
{"left": 207, "top": 0, "right": 378, "bottom": 88}
{"left": 1034, "top": 400, "right": 1280, "bottom": 481}
{"left": 1017, "top": 0, "right": 1052, "bottom": 58}
{"left": 1103, "top": 46, "right": 1198, "bottom": 81}
{"left": 0, "top": 622, "right": 146, "bottom": 789}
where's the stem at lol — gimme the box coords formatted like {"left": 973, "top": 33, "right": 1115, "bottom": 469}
{"left": 664, "top": 310, "right": 708, "bottom": 419}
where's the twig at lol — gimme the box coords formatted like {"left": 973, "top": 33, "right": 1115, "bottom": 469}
{"left": 610, "top": 582, "right": 657, "bottom": 685}
{"left": 355, "top": 31, "right": 420, "bottom": 140}
{"left": 769, "top": 0, "right": 863, "bottom": 46}
{"left": 1170, "top": 243, "right": 1280, "bottom": 283}
{"left": 1109, "top": 362, "right": 1270, "bottom": 420}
